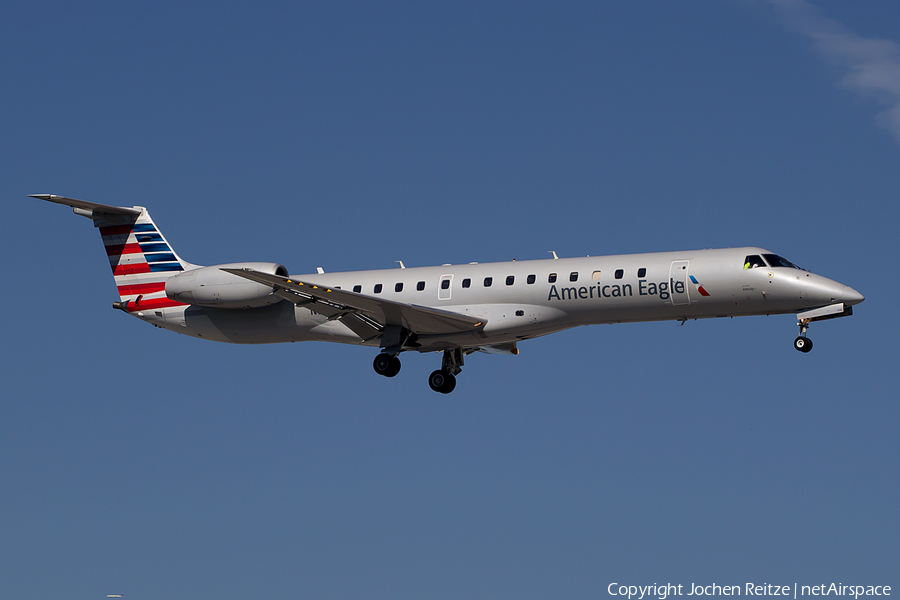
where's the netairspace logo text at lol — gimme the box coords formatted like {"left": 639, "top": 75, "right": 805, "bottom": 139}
{"left": 608, "top": 584, "right": 892, "bottom": 600}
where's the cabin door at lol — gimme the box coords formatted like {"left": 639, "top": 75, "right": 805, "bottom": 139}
{"left": 438, "top": 274, "right": 453, "bottom": 300}
{"left": 669, "top": 260, "right": 691, "bottom": 306}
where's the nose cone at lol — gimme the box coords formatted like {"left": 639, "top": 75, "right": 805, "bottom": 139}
{"left": 843, "top": 285, "right": 865, "bottom": 306}
{"left": 802, "top": 274, "right": 864, "bottom": 307}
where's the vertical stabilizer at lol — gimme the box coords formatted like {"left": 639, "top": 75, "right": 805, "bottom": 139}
{"left": 31, "top": 194, "right": 197, "bottom": 311}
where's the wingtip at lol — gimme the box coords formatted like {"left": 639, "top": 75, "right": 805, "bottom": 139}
{"left": 29, "top": 194, "right": 54, "bottom": 200}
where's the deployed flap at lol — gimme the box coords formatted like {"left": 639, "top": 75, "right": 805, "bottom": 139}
{"left": 221, "top": 268, "right": 487, "bottom": 338}
{"left": 30, "top": 194, "right": 141, "bottom": 217}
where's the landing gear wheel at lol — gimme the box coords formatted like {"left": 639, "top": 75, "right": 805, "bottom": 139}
{"left": 373, "top": 353, "right": 402, "bottom": 377}
{"left": 428, "top": 369, "right": 457, "bottom": 394}
{"left": 387, "top": 356, "right": 401, "bottom": 377}
{"left": 443, "top": 372, "right": 456, "bottom": 393}
{"left": 793, "top": 336, "right": 813, "bottom": 353}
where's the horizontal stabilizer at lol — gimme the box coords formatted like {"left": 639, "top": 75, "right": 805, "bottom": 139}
{"left": 30, "top": 194, "right": 140, "bottom": 217}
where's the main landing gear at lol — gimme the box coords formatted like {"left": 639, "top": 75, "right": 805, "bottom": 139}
{"left": 793, "top": 319, "right": 813, "bottom": 353}
{"left": 373, "top": 352, "right": 401, "bottom": 377}
{"left": 428, "top": 369, "right": 456, "bottom": 394}
{"left": 428, "top": 348, "right": 464, "bottom": 394}
{"left": 372, "top": 348, "right": 464, "bottom": 393}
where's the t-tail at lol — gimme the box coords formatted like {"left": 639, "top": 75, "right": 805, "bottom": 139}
{"left": 30, "top": 194, "right": 197, "bottom": 312}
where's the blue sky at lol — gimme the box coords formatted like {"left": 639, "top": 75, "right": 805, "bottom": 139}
{"left": 2, "top": 1, "right": 898, "bottom": 599}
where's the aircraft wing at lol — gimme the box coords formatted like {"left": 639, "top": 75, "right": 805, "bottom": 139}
{"left": 221, "top": 267, "right": 486, "bottom": 341}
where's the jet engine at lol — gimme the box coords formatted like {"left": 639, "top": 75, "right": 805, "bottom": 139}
{"left": 165, "top": 262, "right": 289, "bottom": 309}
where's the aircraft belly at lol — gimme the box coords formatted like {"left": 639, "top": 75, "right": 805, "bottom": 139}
{"left": 308, "top": 318, "right": 370, "bottom": 344}
{"left": 412, "top": 322, "right": 576, "bottom": 352}
{"left": 178, "top": 300, "right": 319, "bottom": 344}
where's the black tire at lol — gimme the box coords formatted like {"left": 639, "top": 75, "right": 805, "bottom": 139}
{"left": 793, "top": 336, "right": 813, "bottom": 353}
{"left": 428, "top": 370, "right": 456, "bottom": 393}
{"left": 385, "top": 356, "right": 402, "bottom": 377}
{"left": 428, "top": 369, "right": 445, "bottom": 392}
{"left": 442, "top": 372, "right": 457, "bottom": 393}
{"left": 373, "top": 353, "right": 393, "bottom": 376}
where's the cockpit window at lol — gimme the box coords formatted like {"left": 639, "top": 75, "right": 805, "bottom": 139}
{"left": 762, "top": 254, "right": 801, "bottom": 269}
{"left": 743, "top": 255, "right": 766, "bottom": 269}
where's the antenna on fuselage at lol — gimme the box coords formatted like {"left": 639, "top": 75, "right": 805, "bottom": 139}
{"left": 316, "top": 267, "right": 325, "bottom": 274}
{"left": 548, "top": 251, "right": 559, "bottom": 260}
{"left": 396, "top": 261, "right": 406, "bottom": 269}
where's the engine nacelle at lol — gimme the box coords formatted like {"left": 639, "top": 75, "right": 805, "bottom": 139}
{"left": 165, "top": 262, "right": 289, "bottom": 309}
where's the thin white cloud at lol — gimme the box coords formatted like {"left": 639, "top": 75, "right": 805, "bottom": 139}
{"left": 770, "top": 0, "right": 900, "bottom": 143}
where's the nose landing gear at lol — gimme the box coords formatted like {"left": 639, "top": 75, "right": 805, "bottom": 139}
{"left": 793, "top": 335, "right": 813, "bottom": 353}
{"left": 793, "top": 319, "right": 813, "bottom": 353}
{"left": 793, "top": 303, "right": 856, "bottom": 353}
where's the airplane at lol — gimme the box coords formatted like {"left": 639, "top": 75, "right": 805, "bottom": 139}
{"left": 31, "top": 194, "right": 865, "bottom": 393}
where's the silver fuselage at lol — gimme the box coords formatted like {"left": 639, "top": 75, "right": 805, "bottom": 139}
{"left": 137, "top": 247, "right": 864, "bottom": 352}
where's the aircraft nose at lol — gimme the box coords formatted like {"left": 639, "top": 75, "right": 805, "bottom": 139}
{"left": 803, "top": 275, "right": 863, "bottom": 307}
{"left": 843, "top": 285, "right": 865, "bottom": 306}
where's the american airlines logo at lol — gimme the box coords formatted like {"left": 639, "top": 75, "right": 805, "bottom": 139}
{"left": 690, "top": 275, "right": 711, "bottom": 297}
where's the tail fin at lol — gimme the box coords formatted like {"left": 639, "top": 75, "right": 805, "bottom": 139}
{"left": 31, "top": 194, "right": 196, "bottom": 311}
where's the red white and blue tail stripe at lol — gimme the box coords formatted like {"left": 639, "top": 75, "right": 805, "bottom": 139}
{"left": 100, "top": 213, "right": 193, "bottom": 311}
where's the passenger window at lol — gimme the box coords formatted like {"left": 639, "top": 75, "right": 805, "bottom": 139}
{"left": 569, "top": 272, "right": 578, "bottom": 282}
{"left": 395, "top": 283, "right": 403, "bottom": 292}
{"left": 484, "top": 277, "right": 493, "bottom": 287}
{"left": 417, "top": 281, "right": 425, "bottom": 291}
{"left": 374, "top": 284, "right": 383, "bottom": 294}
{"left": 743, "top": 255, "right": 766, "bottom": 269}
{"left": 353, "top": 285, "right": 362, "bottom": 293}
{"left": 441, "top": 279, "right": 450, "bottom": 290}
{"left": 506, "top": 275, "right": 515, "bottom": 286}
{"left": 637, "top": 268, "right": 646, "bottom": 278}
{"left": 462, "top": 278, "right": 471, "bottom": 288}
{"left": 615, "top": 269, "right": 623, "bottom": 280}
{"left": 527, "top": 274, "right": 536, "bottom": 284}
{"left": 592, "top": 271, "right": 601, "bottom": 281}
{"left": 548, "top": 273, "right": 557, "bottom": 283}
